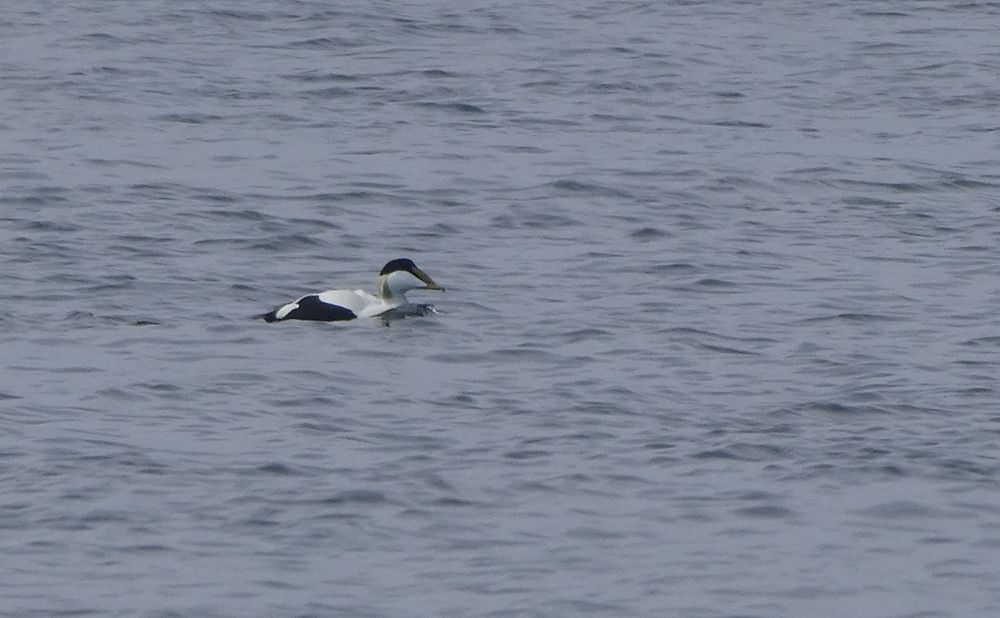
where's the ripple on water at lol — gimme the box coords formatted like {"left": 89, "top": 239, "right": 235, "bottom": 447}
{"left": 5, "top": 2, "right": 1000, "bottom": 616}
{"left": 628, "top": 226, "right": 672, "bottom": 241}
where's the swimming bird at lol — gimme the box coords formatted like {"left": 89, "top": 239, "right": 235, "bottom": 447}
{"left": 260, "top": 258, "right": 444, "bottom": 323}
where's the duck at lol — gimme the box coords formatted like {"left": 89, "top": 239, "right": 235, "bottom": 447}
{"left": 260, "top": 258, "right": 444, "bottom": 323}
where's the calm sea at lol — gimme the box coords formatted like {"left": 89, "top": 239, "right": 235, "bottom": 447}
{"left": 2, "top": 1, "right": 999, "bottom": 616}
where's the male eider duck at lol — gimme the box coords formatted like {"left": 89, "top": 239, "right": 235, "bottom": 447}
{"left": 260, "top": 258, "right": 444, "bottom": 323}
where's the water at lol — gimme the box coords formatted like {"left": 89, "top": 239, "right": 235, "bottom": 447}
{"left": 2, "top": 1, "right": 1000, "bottom": 616}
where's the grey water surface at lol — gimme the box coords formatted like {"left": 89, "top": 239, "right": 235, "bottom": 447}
{"left": 2, "top": 1, "right": 1000, "bottom": 617}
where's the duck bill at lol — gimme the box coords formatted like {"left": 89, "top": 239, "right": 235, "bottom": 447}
{"left": 413, "top": 267, "right": 445, "bottom": 291}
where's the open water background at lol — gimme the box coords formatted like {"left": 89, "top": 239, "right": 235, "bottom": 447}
{"left": 2, "top": 1, "right": 1000, "bottom": 616}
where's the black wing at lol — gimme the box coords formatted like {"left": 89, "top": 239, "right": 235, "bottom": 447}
{"left": 261, "top": 294, "right": 357, "bottom": 322}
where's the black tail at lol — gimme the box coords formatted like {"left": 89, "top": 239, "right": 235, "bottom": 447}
{"left": 258, "top": 310, "right": 280, "bottom": 323}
